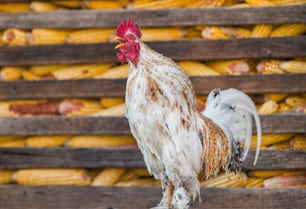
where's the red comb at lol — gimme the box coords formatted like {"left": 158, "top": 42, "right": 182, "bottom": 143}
{"left": 116, "top": 18, "right": 142, "bottom": 39}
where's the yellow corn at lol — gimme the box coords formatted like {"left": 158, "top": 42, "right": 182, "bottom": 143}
{"left": 100, "top": 98, "right": 125, "bottom": 108}
{"left": 28, "top": 29, "right": 70, "bottom": 45}
{"left": 82, "top": 0, "right": 125, "bottom": 9}
{"left": 52, "top": 1, "right": 81, "bottom": 8}
{"left": 67, "top": 29, "right": 115, "bottom": 44}
{"left": 251, "top": 24, "right": 273, "bottom": 37}
{"left": 0, "top": 137, "right": 26, "bottom": 147}
{"left": 250, "top": 134, "right": 294, "bottom": 149}
{"left": 2, "top": 29, "right": 28, "bottom": 46}
{"left": 22, "top": 70, "right": 42, "bottom": 81}
{"left": 249, "top": 170, "right": 288, "bottom": 178}
{"left": 223, "top": 0, "right": 241, "bottom": 6}
{"left": 0, "top": 170, "right": 15, "bottom": 184}
{"left": 270, "top": 0, "right": 306, "bottom": 5}
{"left": 201, "top": 172, "right": 243, "bottom": 187}
{"left": 116, "top": 178, "right": 160, "bottom": 186}
{"left": 140, "top": 28, "right": 187, "bottom": 41}
{"left": 30, "top": 1, "right": 58, "bottom": 12}
{"left": 264, "top": 94, "right": 287, "bottom": 102}
{"left": 264, "top": 174, "right": 306, "bottom": 188}
{"left": 179, "top": 61, "right": 220, "bottom": 76}
{"left": 0, "top": 3, "right": 30, "bottom": 12}
{"left": 187, "top": 0, "right": 226, "bottom": 7}
{"left": 279, "top": 60, "right": 306, "bottom": 73}
{"left": 201, "top": 26, "right": 230, "bottom": 39}
{"left": 270, "top": 24, "right": 306, "bottom": 37}
{"left": 29, "top": 65, "right": 68, "bottom": 76}
{"left": 52, "top": 64, "right": 113, "bottom": 80}
{"left": 245, "top": 0, "right": 275, "bottom": 5}
{"left": 66, "top": 135, "right": 136, "bottom": 148}
{"left": 245, "top": 178, "right": 264, "bottom": 188}
{"left": 132, "top": 0, "right": 187, "bottom": 9}
{"left": 119, "top": 169, "right": 141, "bottom": 182}
{"left": 58, "top": 99, "right": 103, "bottom": 115}
{"left": 206, "top": 60, "right": 250, "bottom": 75}
{"left": 256, "top": 60, "right": 284, "bottom": 74}
{"left": 278, "top": 102, "right": 292, "bottom": 113}
{"left": 0, "top": 66, "right": 23, "bottom": 81}
{"left": 285, "top": 96, "right": 306, "bottom": 107}
{"left": 94, "top": 103, "right": 125, "bottom": 116}
{"left": 219, "top": 27, "right": 251, "bottom": 38}
{"left": 92, "top": 168, "right": 127, "bottom": 186}
{"left": 291, "top": 135, "right": 306, "bottom": 150}
{"left": 271, "top": 140, "right": 291, "bottom": 150}
{"left": 16, "top": 169, "right": 91, "bottom": 186}
{"left": 26, "top": 136, "right": 69, "bottom": 147}
{"left": 95, "top": 64, "right": 130, "bottom": 79}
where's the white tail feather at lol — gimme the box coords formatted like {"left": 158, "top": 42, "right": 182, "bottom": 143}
{"left": 202, "top": 88, "right": 262, "bottom": 166}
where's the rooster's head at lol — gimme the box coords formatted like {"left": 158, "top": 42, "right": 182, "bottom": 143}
{"left": 114, "top": 18, "right": 142, "bottom": 67}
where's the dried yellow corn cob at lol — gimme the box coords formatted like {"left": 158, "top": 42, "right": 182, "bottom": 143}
{"left": 2, "top": 29, "right": 28, "bottom": 46}
{"left": 279, "top": 60, "right": 306, "bottom": 73}
{"left": 52, "top": 1, "right": 81, "bottom": 8}
{"left": 16, "top": 169, "right": 91, "bottom": 186}
{"left": 257, "top": 60, "right": 284, "bottom": 74}
{"left": 82, "top": 0, "right": 125, "bottom": 9}
{"left": 0, "top": 138, "right": 26, "bottom": 147}
{"left": 245, "top": 0, "right": 275, "bottom": 5}
{"left": 206, "top": 60, "right": 250, "bottom": 75}
{"left": 290, "top": 135, "right": 306, "bottom": 150}
{"left": 133, "top": 168, "right": 151, "bottom": 177}
{"left": 179, "top": 61, "right": 220, "bottom": 76}
{"left": 270, "top": 24, "right": 306, "bottom": 37}
{"left": 0, "top": 66, "right": 23, "bottom": 81}
{"left": 28, "top": 29, "right": 70, "bottom": 45}
{"left": 219, "top": 27, "right": 251, "bottom": 38}
{"left": 201, "top": 26, "right": 229, "bottom": 39}
{"left": 0, "top": 136, "right": 24, "bottom": 143}
{"left": 264, "top": 94, "right": 287, "bottom": 102}
{"left": 270, "top": 140, "right": 291, "bottom": 150}
{"left": 187, "top": 0, "right": 227, "bottom": 7}
{"left": 264, "top": 174, "right": 306, "bottom": 188}
{"left": 0, "top": 3, "right": 30, "bottom": 12}
{"left": 0, "top": 102, "right": 16, "bottom": 116}
{"left": 278, "top": 102, "right": 292, "bottom": 113}
{"left": 285, "top": 96, "right": 306, "bottom": 107}
{"left": 52, "top": 64, "right": 113, "bottom": 80}
{"left": 30, "top": 1, "right": 58, "bottom": 12}
{"left": 95, "top": 64, "right": 130, "bottom": 79}
{"left": 245, "top": 177, "right": 264, "bottom": 188}
{"left": 248, "top": 170, "right": 288, "bottom": 178}
{"left": 131, "top": 0, "right": 187, "bottom": 9}
{"left": 100, "top": 98, "right": 125, "bottom": 108}
{"left": 223, "top": 0, "right": 241, "bottom": 6}
{"left": 270, "top": 0, "right": 306, "bottom": 5}
{"left": 94, "top": 103, "right": 125, "bottom": 116}
{"left": 66, "top": 135, "right": 136, "bottom": 148}
{"left": 59, "top": 99, "right": 103, "bottom": 115}
{"left": 29, "top": 65, "right": 68, "bottom": 76}
{"left": 251, "top": 24, "right": 273, "bottom": 37}
{"left": 139, "top": 28, "right": 187, "bottom": 41}
{"left": 201, "top": 172, "right": 241, "bottom": 187}
{"left": 0, "top": 170, "right": 14, "bottom": 184}
{"left": 116, "top": 178, "right": 160, "bottom": 186}
{"left": 26, "top": 136, "right": 69, "bottom": 147}
{"left": 22, "top": 70, "right": 42, "bottom": 81}
{"left": 250, "top": 134, "right": 294, "bottom": 149}
{"left": 119, "top": 169, "right": 141, "bottom": 182}
{"left": 67, "top": 29, "right": 115, "bottom": 44}
{"left": 92, "top": 168, "right": 127, "bottom": 186}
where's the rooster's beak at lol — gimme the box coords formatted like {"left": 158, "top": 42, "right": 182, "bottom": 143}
{"left": 114, "top": 36, "right": 125, "bottom": 49}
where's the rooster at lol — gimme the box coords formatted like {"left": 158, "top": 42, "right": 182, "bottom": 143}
{"left": 114, "top": 19, "right": 261, "bottom": 209}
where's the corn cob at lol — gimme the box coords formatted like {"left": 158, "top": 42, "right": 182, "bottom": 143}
{"left": 52, "top": 1, "right": 81, "bottom": 8}
{"left": 201, "top": 26, "right": 230, "bottom": 39}
{"left": 116, "top": 178, "right": 160, "bottom": 186}
{"left": 270, "top": 0, "right": 306, "bottom": 5}
{"left": 100, "top": 97, "right": 125, "bottom": 108}
{"left": 0, "top": 138, "right": 26, "bottom": 147}
{"left": 139, "top": 28, "right": 187, "bottom": 41}
{"left": 0, "top": 3, "right": 30, "bottom": 12}
{"left": 16, "top": 169, "right": 91, "bottom": 186}
{"left": 95, "top": 64, "right": 130, "bottom": 79}
{"left": 131, "top": 0, "right": 187, "bottom": 9}
{"left": 0, "top": 100, "right": 47, "bottom": 116}
{"left": 264, "top": 174, "right": 306, "bottom": 188}
{"left": 0, "top": 170, "right": 15, "bottom": 184}
{"left": 256, "top": 60, "right": 284, "bottom": 74}
{"left": 187, "top": 0, "right": 227, "bottom": 7}
{"left": 8, "top": 101, "right": 59, "bottom": 116}
{"left": 290, "top": 135, "right": 306, "bottom": 150}
{"left": 251, "top": 24, "right": 273, "bottom": 37}
{"left": 66, "top": 135, "right": 136, "bottom": 148}
{"left": 270, "top": 24, "right": 306, "bottom": 37}
{"left": 133, "top": 168, "right": 151, "bottom": 177}
{"left": 245, "top": 0, "right": 275, "bottom": 5}
{"left": 28, "top": 29, "right": 70, "bottom": 45}
{"left": 248, "top": 170, "right": 289, "bottom": 178}
{"left": 119, "top": 169, "right": 141, "bottom": 182}
{"left": 201, "top": 172, "right": 243, "bottom": 187}
{"left": 179, "top": 61, "right": 220, "bottom": 76}
{"left": 250, "top": 134, "right": 294, "bottom": 149}
{"left": 285, "top": 96, "right": 306, "bottom": 107}
{"left": 0, "top": 66, "right": 23, "bottom": 81}
{"left": 279, "top": 60, "right": 306, "bottom": 73}
{"left": 26, "top": 136, "right": 69, "bottom": 147}
{"left": 58, "top": 99, "right": 103, "bottom": 115}
{"left": 2, "top": 29, "right": 28, "bottom": 46}
{"left": 264, "top": 94, "right": 287, "bottom": 102}
{"left": 22, "top": 70, "right": 42, "bottom": 81}
{"left": 92, "top": 168, "right": 127, "bottom": 186}
{"left": 94, "top": 103, "right": 125, "bottom": 116}
{"left": 29, "top": 65, "right": 68, "bottom": 76}
{"left": 223, "top": 0, "right": 241, "bottom": 6}
{"left": 278, "top": 102, "right": 292, "bottom": 113}
{"left": 219, "top": 27, "right": 251, "bottom": 38}
{"left": 82, "top": 0, "right": 125, "bottom": 9}
{"left": 206, "top": 60, "right": 250, "bottom": 75}
{"left": 245, "top": 178, "right": 264, "bottom": 188}
{"left": 52, "top": 64, "right": 113, "bottom": 80}
{"left": 67, "top": 29, "right": 115, "bottom": 44}
{"left": 30, "top": 1, "right": 58, "bottom": 12}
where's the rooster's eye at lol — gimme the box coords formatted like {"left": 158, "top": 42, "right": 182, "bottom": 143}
{"left": 127, "top": 34, "right": 136, "bottom": 40}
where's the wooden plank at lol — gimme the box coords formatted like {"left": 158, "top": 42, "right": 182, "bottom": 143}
{"left": 1, "top": 36, "right": 305, "bottom": 66}
{"left": 0, "top": 186, "right": 305, "bottom": 209}
{"left": 0, "top": 148, "right": 305, "bottom": 170}
{"left": 0, "top": 5, "right": 305, "bottom": 29}
{"left": 0, "top": 114, "right": 304, "bottom": 136}
{"left": 0, "top": 74, "right": 305, "bottom": 100}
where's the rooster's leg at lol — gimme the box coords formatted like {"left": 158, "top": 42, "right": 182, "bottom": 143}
{"left": 162, "top": 183, "right": 174, "bottom": 208}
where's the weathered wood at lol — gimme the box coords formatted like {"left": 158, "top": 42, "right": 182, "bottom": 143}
{"left": 0, "top": 148, "right": 305, "bottom": 170}
{"left": 0, "top": 74, "right": 305, "bottom": 100}
{"left": 0, "top": 185, "right": 305, "bottom": 209}
{"left": 0, "top": 114, "right": 304, "bottom": 136}
{"left": 1, "top": 36, "right": 305, "bottom": 66}
{"left": 0, "top": 5, "right": 305, "bottom": 29}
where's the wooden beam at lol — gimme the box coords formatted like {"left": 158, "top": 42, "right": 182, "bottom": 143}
{"left": 0, "top": 148, "right": 305, "bottom": 170}
{"left": 0, "top": 37, "right": 305, "bottom": 65}
{"left": 0, "top": 114, "right": 304, "bottom": 136}
{"left": 0, "top": 5, "right": 305, "bottom": 29}
{"left": 0, "top": 74, "right": 305, "bottom": 100}
{"left": 0, "top": 186, "right": 305, "bottom": 209}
